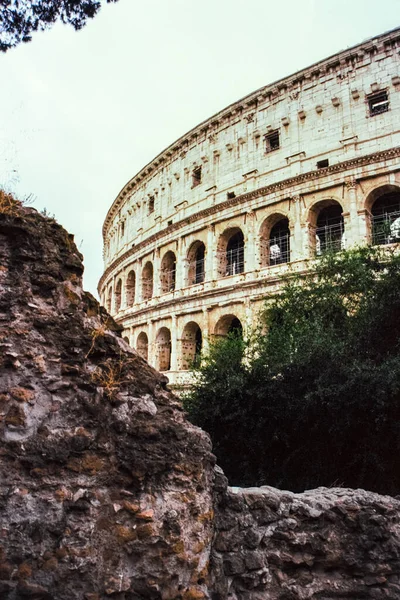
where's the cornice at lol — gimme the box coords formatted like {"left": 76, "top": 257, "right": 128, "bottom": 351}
{"left": 98, "top": 146, "right": 400, "bottom": 293}
{"left": 102, "top": 26, "right": 400, "bottom": 237}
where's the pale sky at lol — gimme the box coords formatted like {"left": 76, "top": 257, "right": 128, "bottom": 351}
{"left": 1, "top": 0, "right": 399, "bottom": 297}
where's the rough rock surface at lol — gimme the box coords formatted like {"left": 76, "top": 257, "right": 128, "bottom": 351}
{"left": 0, "top": 205, "right": 215, "bottom": 599}
{"left": 1, "top": 203, "right": 400, "bottom": 600}
{"left": 212, "top": 468, "right": 400, "bottom": 599}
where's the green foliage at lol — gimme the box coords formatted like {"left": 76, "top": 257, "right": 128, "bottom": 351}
{"left": 0, "top": 0, "right": 119, "bottom": 52}
{"left": 185, "top": 247, "right": 400, "bottom": 494}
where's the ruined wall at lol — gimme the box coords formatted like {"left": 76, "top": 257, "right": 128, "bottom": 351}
{"left": 1, "top": 202, "right": 400, "bottom": 599}
{"left": 0, "top": 204, "right": 215, "bottom": 600}
{"left": 212, "top": 468, "right": 400, "bottom": 599}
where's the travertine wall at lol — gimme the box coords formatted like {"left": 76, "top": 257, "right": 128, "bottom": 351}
{"left": 99, "top": 27, "right": 400, "bottom": 387}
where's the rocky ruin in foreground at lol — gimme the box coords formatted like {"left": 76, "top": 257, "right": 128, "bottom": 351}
{"left": 1, "top": 202, "right": 400, "bottom": 599}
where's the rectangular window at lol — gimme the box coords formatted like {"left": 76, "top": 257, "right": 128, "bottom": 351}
{"left": 317, "top": 159, "right": 329, "bottom": 169}
{"left": 192, "top": 166, "right": 202, "bottom": 187}
{"left": 368, "top": 91, "right": 389, "bottom": 116}
{"left": 148, "top": 196, "right": 155, "bottom": 214}
{"left": 264, "top": 130, "right": 280, "bottom": 153}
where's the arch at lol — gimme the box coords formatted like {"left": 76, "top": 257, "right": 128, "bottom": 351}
{"left": 180, "top": 321, "right": 202, "bottom": 370}
{"left": 259, "top": 214, "right": 290, "bottom": 267}
{"left": 160, "top": 251, "right": 176, "bottom": 293}
{"left": 214, "top": 314, "right": 243, "bottom": 337}
{"left": 115, "top": 278, "right": 122, "bottom": 312}
{"left": 187, "top": 241, "right": 206, "bottom": 285}
{"left": 217, "top": 227, "right": 245, "bottom": 278}
{"left": 126, "top": 270, "right": 136, "bottom": 306}
{"left": 141, "top": 261, "right": 153, "bottom": 300}
{"left": 309, "top": 200, "right": 344, "bottom": 256}
{"left": 136, "top": 331, "right": 149, "bottom": 361}
{"left": 155, "top": 327, "right": 171, "bottom": 371}
{"left": 106, "top": 285, "right": 112, "bottom": 313}
{"left": 367, "top": 185, "right": 400, "bottom": 246}
{"left": 123, "top": 336, "right": 130, "bottom": 345}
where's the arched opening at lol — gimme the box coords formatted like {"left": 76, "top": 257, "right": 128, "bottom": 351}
{"left": 370, "top": 188, "right": 400, "bottom": 246}
{"left": 123, "top": 336, "right": 130, "bottom": 345}
{"left": 180, "top": 321, "right": 202, "bottom": 370}
{"left": 126, "top": 270, "right": 136, "bottom": 306}
{"left": 160, "top": 251, "right": 176, "bottom": 293}
{"left": 187, "top": 241, "right": 206, "bottom": 285}
{"left": 115, "top": 279, "right": 122, "bottom": 312}
{"left": 214, "top": 314, "right": 243, "bottom": 337}
{"left": 155, "top": 327, "right": 171, "bottom": 371}
{"left": 311, "top": 201, "right": 344, "bottom": 256}
{"left": 142, "top": 261, "right": 153, "bottom": 300}
{"left": 136, "top": 332, "right": 149, "bottom": 361}
{"left": 106, "top": 286, "right": 112, "bottom": 313}
{"left": 260, "top": 215, "right": 290, "bottom": 267}
{"left": 217, "top": 228, "right": 245, "bottom": 278}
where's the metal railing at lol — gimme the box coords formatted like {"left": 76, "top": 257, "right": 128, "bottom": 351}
{"left": 226, "top": 247, "right": 244, "bottom": 276}
{"left": 371, "top": 211, "right": 400, "bottom": 246}
{"left": 161, "top": 269, "right": 176, "bottom": 292}
{"left": 189, "top": 258, "right": 205, "bottom": 284}
{"left": 268, "top": 234, "right": 290, "bottom": 266}
{"left": 316, "top": 222, "right": 345, "bottom": 255}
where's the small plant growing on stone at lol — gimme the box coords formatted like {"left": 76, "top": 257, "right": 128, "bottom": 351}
{"left": 91, "top": 356, "right": 136, "bottom": 400}
{"left": 0, "top": 189, "right": 22, "bottom": 216}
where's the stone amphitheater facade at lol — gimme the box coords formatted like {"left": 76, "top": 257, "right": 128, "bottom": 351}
{"left": 99, "top": 26, "right": 400, "bottom": 388}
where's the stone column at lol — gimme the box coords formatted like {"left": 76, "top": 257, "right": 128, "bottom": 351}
{"left": 170, "top": 314, "right": 178, "bottom": 371}
{"left": 134, "top": 263, "right": 141, "bottom": 305}
{"left": 175, "top": 238, "right": 185, "bottom": 290}
{"left": 202, "top": 307, "right": 210, "bottom": 353}
{"left": 153, "top": 249, "right": 161, "bottom": 298}
{"left": 245, "top": 211, "right": 257, "bottom": 274}
{"left": 343, "top": 179, "right": 360, "bottom": 248}
{"left": 291, "top": 195, "right": 304, "bottom": 261}
{"left": 206, "top": 224, "right": 216, "bottom": 282}
{"left": 148, "top": 319, "right": 155, "bottom": 368}
{"left": 120, "top": 272, "right": 127, "bottom": 311}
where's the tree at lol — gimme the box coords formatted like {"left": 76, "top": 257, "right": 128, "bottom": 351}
{"left": 184, "top": 247, "right": 400, "bottom": 495}
{"left": 0, "top": 0, "right": 119, "bottom": 52}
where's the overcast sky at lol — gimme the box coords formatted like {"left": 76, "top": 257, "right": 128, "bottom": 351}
{"left": 1, "top": 0, "right": 399, "bottom": 297}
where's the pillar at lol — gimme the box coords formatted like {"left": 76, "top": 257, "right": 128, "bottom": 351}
{"left": 170, "top": 314, "right": 178, "bottom": 372}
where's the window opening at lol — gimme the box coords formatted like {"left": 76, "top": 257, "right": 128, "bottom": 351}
{"left": 161, "top": 252, "right": 176, "bottom": 293}
{"left": 192, "top": 166, "right": 202, "bottom": 187}
{"left": 317, "top": 159, "right": 329, "bottom": 169}
{"left": 226, "top": 231, "right": 244, "bottom": 276}
{"left": 268, "top": 219, "right": 290, "bottom": 266}
{"left": 142, "top": 262, "right": 153, "bottom": 300}
{"left": 315, "top": 205, "right": 344, "bottom": 255}
{"left": 371, "top": 192, "right": 400, "bottom": 246}
{"left": 264, "top": 130, "right": 280, "bottom": 153}
{"left": 148, "top": 196, "right": 155, "bottom": 214}
{"left": 368, "top": 91, "right": 389, "bottom": 116}
{"left": 137, "top": 332, "right": 148, "bottom": 361}
{"left": 228, "top": 317, "right": 243, "bottom": 336}
{"left": 227, "top": 191, "right": 236, "bottom": 199}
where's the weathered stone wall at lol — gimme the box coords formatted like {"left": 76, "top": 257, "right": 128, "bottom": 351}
{"left": 212, "top": 467, "right": 400, "bottom": 599}
{"left": 2, "top": 203, "right": 400, "bottom": 599}
{"left": 0, "top": 205, "right": 215, "bottom": 600}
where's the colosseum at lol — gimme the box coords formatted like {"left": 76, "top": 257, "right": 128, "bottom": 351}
{"left": 99, "top": 26, "right": 400, "bottom": 388}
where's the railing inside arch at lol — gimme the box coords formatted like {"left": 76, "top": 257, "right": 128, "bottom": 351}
{"left": 226, "top": 247, "right": 244, "bottom": 276}
{"left": 316, "top": 222, "right": 345, "bottom": 255}
{"left": 268, "top": 233, "right": 290, "bottom": 266}
{"left": 189, "top": 258, "right": 205, "bottom": 284}
{"left": 162, "top": 268, "right": 176, "bottom": 292}
{"left": 371, "top": 211, "right": 400, "bottom": 246}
